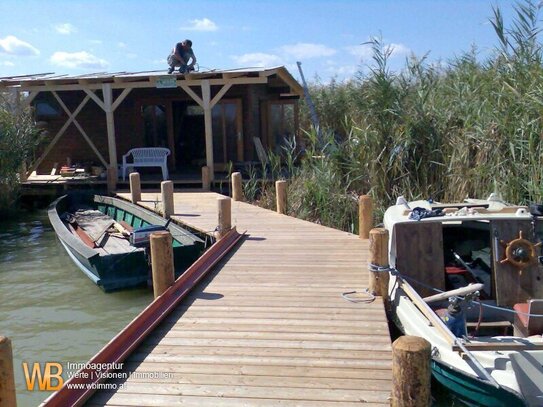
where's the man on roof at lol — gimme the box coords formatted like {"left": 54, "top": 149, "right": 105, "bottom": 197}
{"left": 167, "top": 39, "right": 197, "bottom": 74}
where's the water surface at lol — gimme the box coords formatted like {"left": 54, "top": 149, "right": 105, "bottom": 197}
{"left": 0, "top": 210, "right": 152, "bottom": 406}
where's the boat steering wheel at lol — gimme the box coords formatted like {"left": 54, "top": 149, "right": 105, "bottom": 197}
{"left": 500, "top": 231, "right": 541, "bottom": 270}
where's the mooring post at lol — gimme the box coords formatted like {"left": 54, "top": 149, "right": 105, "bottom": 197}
{"left": 358, "top": 194, "right": 373, "bottom": 239}
{"left": 0, "top": 336, "right": 17, "bottom": 407}
{"left": 276, "top": 180, "right": 287, "bottom": 214}
{"left": 231, "top": 172, "right": 243, "bottom": 202}
{"left": 217, "top": 197, "right": 232, "bottom": 240}
{"left": 150, "top": 231, "right": 175, "bottom": 298}
{"left": 107, "top": 166, "right": 117, "bottom": 195}
{"left": 129, "top": 172, "right": 141, "bottom": 204}
{"left": 161, "top": 180, "right": 174, "bottom": 219}
{"left": 369, "top": 228, "right": 390, "bottom": 306}
{"left": 392, "top": 336, "right": 431, "bottom": 407}
{"left": 202, "top": 166, "right": 211, "bottom": 191}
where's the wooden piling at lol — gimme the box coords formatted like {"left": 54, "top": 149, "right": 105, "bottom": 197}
{"left": 0, "top": 336, "right": 17, "bottom": 407}
{"left": 358, "top": 195, "right": 373, "bottom": 239}
{"left": 107, "top": 166, "right": 116, "bottom": 195}
{"left": 276, "top": 180, "right": 287, "bottom": 215}
{"left": 161, "top": 180, "right": 174, "bottom": 219}
{"left": 217, "top": 197, "right": 232, "bottom": 240}
{"left": 150, "top": 231, "right": 175, "bottom": 298}
{"left": 392, "top": 335, "right": 431, "bottom": 407}
{"left": 231, "top": 172, "right": 243, "bottom": 202}
{"left": 202, "top": 166, "right": 211, "bottom": 191}
{"left": 369, "top": 228, "right": 390, "bottom": 305}
{"left": 129, "top": 172, "right": 141, "bottom": 204}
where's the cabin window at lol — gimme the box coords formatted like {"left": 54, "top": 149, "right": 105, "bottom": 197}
{"left": 33, "top": 93, "right": 62, "bottom": 118}
{"left": 142, "top": 105, "right": 167, "bottom": 147}
{"left": 267, "top": 101, "right": 297, "bottom": 152}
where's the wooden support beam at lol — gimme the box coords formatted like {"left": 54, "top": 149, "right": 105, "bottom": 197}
{"left": 83, "top": 88, "right": 106, "bottom": 111}
{"left": 201, "top": 80, "right": 214, "bottom": 181}
{"left": 102, "top": 83, "right": 118, "bottom": 179}
{"left": 179, "top": 84, "right": 203, "bottom": 108}
{"left": 210, "top": 83, "right": 232, "bottom": 108}
{"left": 111, "top": 88, "right": 132, "bottom": 111}
{"left": 22, "top": 90, "right": 39, "bottom": 107}
{"left": 28, "top": 93, "right": 91, "bottom": 174}
{"left": 52, "top": 92, "right": 108, "bottom": 167}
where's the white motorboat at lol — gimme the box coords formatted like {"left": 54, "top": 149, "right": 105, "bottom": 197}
{"left": 384, "top": 195, "right": 543, "bottom": 406}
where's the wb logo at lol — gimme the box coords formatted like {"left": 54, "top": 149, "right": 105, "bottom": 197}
{"left": 22, "top": 362, "right": 64, "bottom": 391}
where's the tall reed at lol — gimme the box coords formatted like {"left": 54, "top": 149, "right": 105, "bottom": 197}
{"left": 0, "top": 95, "right": 40, "bottom": 216}
{"left": 247, "top": 0, "right": 543, "bottom": 233}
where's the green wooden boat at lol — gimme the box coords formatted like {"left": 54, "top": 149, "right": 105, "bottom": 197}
{"left": 48, "top": 193, "right": 205, "bottom": 292}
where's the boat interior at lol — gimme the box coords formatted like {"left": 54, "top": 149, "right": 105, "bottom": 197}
{"left": 393, "top": 211, "right": 543, "bottom": 340}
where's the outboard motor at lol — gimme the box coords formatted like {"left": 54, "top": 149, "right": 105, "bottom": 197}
{"left": 442, "top": 297, "right": 467, "bottom": 337}
{"left": 129, "top": 219, "right": 172, "bottom": 247}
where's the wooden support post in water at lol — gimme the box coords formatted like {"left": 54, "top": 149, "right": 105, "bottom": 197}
{"left": 150, "top": 231, "right": 175, "bottom": 299}
{"left": 217, "top": 197, "right": 232, "bottom": 240}
{"left": 392, "top": 335, "right": 431, "bottom": 407}
{"left": 369, "top": 228, "right": 390, "bottom": 305}
{"left": 231, "top": 172, "right": 243, "bottom": 201}
{"left": 201, "top": 166, "right": 210, "bottom": 191}
{"left": 107, "top": 166, "right": 116, "bottom": 195}
{"left": 0, "top": 336, "right": 17, "bottom": 407}
{"left": 276, "top": 180, "right": 287, "bottom": 214}
{"left": 129, "top": 172, "right": 141, "bottom": 204}
{"left": 161, "top": 180, "right": 174, "bottom": 219}
{"left": 358, "top": 194, "right": 373, "bottom": 239}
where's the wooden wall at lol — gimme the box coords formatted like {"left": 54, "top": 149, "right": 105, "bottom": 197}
{"left": 32, "top": 83, "right": 297, "bottom": 174}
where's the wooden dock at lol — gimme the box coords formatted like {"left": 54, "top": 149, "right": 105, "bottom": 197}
{"left": 86, "top": 191, "right": 393, "bottom": 406}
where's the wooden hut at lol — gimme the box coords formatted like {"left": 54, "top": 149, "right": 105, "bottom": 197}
{"left": 0, "top": 67, "right": 303, "bottom": 184}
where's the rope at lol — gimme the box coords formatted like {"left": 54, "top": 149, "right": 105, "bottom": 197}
{"left": 341, "top": 289, "right": 375, "bottom": 304}
{"left": 368, "top": 263, "right": 393, "bottom": 273}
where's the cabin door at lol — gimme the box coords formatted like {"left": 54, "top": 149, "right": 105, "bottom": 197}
{"left": 212, "top": 99, "right": 243, "bottom": 171}
{"left": 491, "top": 219, "right": 543, "bottom": 307}
{"left": 393, "top": 222, "right": 445, "bottom": 297}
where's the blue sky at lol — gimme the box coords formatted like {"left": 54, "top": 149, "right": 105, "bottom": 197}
{"left": 0, "top": 0, "right": 520, "bottom": 83}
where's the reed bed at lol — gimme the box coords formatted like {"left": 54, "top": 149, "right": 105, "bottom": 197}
{"left": 0, "top": 98, "right": 40, "bottom": 216}
{"left": 244, "top": 0, "right": 543, "bottom": 233}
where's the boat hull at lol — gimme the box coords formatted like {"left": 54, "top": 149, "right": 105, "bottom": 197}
{"left": 48, "top": 193, "right": 205, "bottom": 292}
{"left": 432, "top": 360, "right": 524, "bottom": 407}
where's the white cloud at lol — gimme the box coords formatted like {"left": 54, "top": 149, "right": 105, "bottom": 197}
{"left": 181, "top": 18, "right": 218, "bottom": 32}
{"left": 54, "top": 23, "right": 77, "bottom": 35}
{"left": 89, "top": 39, "right": 103, "bottom": 45}
{"left": 0, "top": 36, "right": 39, "bottom": 56}
{"left": 232, "top": 52, "right": 282, "bottom": 67}
{"left": 346, "top": 42, "right": 411, "bottom": 60}
{"left": 118, "top": 42, "right": 127, "bottom": 48}
{"left": 280, "top": 43, "right": 336, "bottom": 59}
{"left": 0, "top": 61, "right": 15, "bottom": 67}
{"left": 50, "top": 51, "right": 108, "bottom": 69}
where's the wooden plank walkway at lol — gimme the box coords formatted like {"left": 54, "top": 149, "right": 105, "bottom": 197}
{"left": 86, "top": 192, "right": 392, "bottom": 406}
